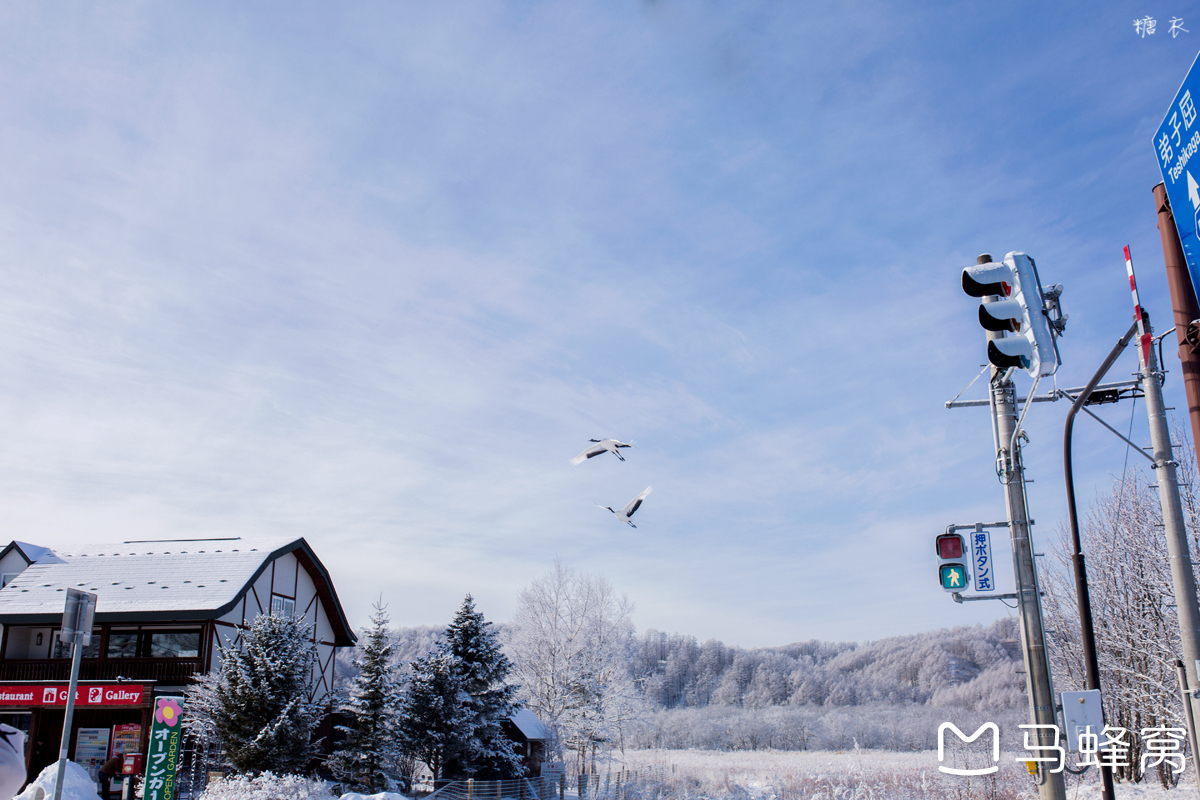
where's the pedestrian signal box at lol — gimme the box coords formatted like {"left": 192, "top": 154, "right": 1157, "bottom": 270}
{"left": 936, "top": 533, "right": 970, "bottom": 592}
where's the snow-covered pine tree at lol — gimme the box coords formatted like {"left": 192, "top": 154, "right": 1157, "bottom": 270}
{"left": 182, "top": 669, "right": 230, "bottom": 773}
{"left": 327, "top": 601, "right": 404, "bottom": 793}
{"left": 213, "top": 611, "right": 320, "bottom": 775}
{"left": 394, "top": 650, "right": 472, "bottom": 782}
{"left": 441, "top": 595, "right": 523, "bottom": 780}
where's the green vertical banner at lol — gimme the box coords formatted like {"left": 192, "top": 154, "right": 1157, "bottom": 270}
{"left": 143, "top": 696, "right": 186, "bottom": 800}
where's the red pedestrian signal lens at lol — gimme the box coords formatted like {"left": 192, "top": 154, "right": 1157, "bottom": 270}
{"left": 936, "top": 535, "right": 963, "bottom": 559}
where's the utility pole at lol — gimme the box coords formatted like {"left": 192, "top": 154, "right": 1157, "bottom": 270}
{"left": 1128, "top": 246, "right": 1200, "bottom": 746}
{"left": 1137, "top": 309, "right": 1200, "bottom": 741}
{"left": 1153, "top": 175, "right": 1200, "bottom": 456}
{"left": 1150, "top": 185, "right": 1200, "bottom": 791}
{"left": 979, "top": 254, "right": 1067, "bottom": 800}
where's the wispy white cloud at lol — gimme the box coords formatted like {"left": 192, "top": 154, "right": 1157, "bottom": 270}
{"left": 0, "top": 0, "right": 1188, "bottom": 646}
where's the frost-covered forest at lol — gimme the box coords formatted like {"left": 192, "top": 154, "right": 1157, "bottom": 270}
{"left": 336, "top": 617, "right": 1026, "bottom": 752}
{"left": 628, "top": 619, "right": 1024, "bottom": 711}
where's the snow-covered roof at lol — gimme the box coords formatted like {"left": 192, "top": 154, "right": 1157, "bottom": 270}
{"left": 0, "top": 537, "right": 355, "bottom": 645}
{"left": 0, "top": 541, "right": 62, "bottom": 567}
{"left": 509, "top": 709, "right": 550, "bottom": 741}
{"left": 12, "top": 541, "right": 60, "bottom": 564}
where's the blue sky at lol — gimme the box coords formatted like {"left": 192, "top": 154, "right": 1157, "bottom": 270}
{"left": 0, "top": 2, "right": 1196, "bottom": 647}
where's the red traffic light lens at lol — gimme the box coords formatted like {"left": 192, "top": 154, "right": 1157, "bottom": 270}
{"left": 937, "top": 535, "right": 964, "bottom": 559}
{"left": 961, "top": 263, "right": 1014, "bottom": 298}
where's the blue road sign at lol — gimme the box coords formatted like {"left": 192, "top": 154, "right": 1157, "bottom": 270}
{"left": 1155, "top": 51, "right": 1200, "bottom": 295}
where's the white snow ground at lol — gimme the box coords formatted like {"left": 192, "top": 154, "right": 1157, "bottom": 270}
{"left": 13, "top": 760, "right": 97, "bottom": 800}
{"left": 616, "top": 748, "right": 1198, "bottom": 799}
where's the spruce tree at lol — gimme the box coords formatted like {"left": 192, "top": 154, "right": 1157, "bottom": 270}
{"left": 442, "top": 595, "right": 523, "bottom": 780}
{"left": 394, "top": 650, "right": 472, "bottom": 782}
{"left": 328, "top": 601, "right": 403, "bottom": 793}
{"left": 213, "top": 611, "right": 320, "bottom": 774}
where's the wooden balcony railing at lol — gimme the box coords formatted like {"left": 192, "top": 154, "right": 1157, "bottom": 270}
{"left": 0, "top": 659, "right": 203, "bottom": 683}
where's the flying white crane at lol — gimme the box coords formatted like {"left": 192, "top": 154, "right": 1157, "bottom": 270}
{"left": 570, "top": 438, "right": 634, "bottom": 466}
{"left": 597, "top": 486, "right": 653, "bottom": 528}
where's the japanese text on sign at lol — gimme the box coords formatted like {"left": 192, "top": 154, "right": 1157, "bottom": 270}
{"left": 971, "top": 530, "right": 994, "bottom": 592}
{"left": 144, "top": 696, "right": 185, "bottom": 800}
{"left": 1158, "top": 89, "right": 1200, "bottom": 182}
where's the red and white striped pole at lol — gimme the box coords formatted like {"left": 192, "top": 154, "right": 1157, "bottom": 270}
{"left": 1125, "top": 245, "right": 1153, "bottom": 367}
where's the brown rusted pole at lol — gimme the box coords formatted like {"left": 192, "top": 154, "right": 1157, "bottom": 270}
{"left": 1153, "top": 182, "right": 1200, "bottom": 458}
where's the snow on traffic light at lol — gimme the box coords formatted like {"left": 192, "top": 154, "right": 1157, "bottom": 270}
{"left": 962, "top": 252, "right": 1064, "bottom": 378}
{"left": 935, "top": 532, "right": 970, "bottom": 593}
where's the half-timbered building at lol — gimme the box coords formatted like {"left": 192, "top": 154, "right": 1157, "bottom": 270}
{"left": 0, "top": 536, "right": 355, "bottom": 783}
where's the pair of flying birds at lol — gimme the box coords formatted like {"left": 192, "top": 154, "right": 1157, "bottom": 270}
{"left": 570, "top": 438, "right": 652, "bottom": 528}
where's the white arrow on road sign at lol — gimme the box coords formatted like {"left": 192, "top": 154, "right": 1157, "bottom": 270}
{"left": 1189, "top": 171, "right": 1199, "bottom": 210}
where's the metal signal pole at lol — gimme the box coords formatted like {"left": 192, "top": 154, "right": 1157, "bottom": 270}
{"left": 1126, "top": 249, "right": 1200, "bottom": 744}
{"left": 1062, "top": 321, "right": 1138, "bottom": 800}
{"left": 979, "top": 254, "right": 1067, "bottom": 800}
{"left": 1136, "top": 313, "right": 1200, "bottom": 750}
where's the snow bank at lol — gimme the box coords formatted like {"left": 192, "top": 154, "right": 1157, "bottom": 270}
{"left": 340, "top": 793, "right": 408, "bottom": 800}
{"left": 0, "top": 724, "right": 26, "bottom": 800}
{"left": 199, "top": 772, "right": 337, "bottom": 800}
{"left": 14, "top": 760, "right": 96, "bottom": 800}
{"left": 618, "top": 749, "right": 1199, "bottom": 799}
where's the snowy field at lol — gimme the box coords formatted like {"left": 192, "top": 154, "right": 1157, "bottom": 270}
{"left": 614, "top": 749, "right": 1198, "bottom": 800}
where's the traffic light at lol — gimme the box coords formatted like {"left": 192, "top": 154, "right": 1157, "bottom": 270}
{"left": 936, "top": 532, "right": 970, "bottom": 593}
{"left": 962, "top": 252, "right": 1062, "bottom": 378}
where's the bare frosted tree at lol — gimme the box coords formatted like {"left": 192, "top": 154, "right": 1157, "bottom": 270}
{"left": 1044, "top": 425, "right": 1200, "bottom": 787}
{"left": 507, "top": 561, "right": 643, "bottom": 772}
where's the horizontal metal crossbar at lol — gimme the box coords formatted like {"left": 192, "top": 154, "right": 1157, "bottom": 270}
{"left": 945, "top": 379, "right": 1141, "bottom": 409}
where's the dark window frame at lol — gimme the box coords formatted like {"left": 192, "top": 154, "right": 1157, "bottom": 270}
{"left": 105, "top": 628, "right": 202, "bottom": 660}
{"left": 51, "top": 628, "right": 101, "bottom": 660}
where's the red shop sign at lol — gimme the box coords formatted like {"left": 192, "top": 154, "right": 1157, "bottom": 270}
{"left": 0, "top": 684, "right": 143, "bottom": 706}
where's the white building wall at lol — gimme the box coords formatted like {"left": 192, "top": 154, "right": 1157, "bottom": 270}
{"left": 0, "top": 551, "right": 30, "bottom": 587}
{"left": 0, "top": 551, "right": 30, "bottom": 648}
{"left": 207, "top": 550, "right": 341, "bottom": 704}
